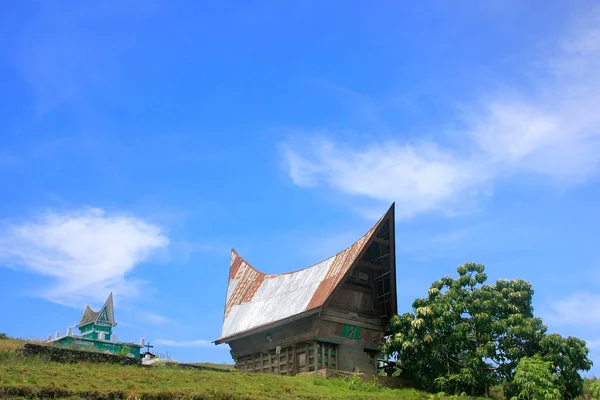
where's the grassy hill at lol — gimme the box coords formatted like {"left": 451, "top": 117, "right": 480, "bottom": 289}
{"left": 0, "top": 337, "right": 457, "bottom": 400}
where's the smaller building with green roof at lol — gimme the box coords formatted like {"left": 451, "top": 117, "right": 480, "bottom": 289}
{"left": 48, "top": 293, "right": 143, "bottom": 358}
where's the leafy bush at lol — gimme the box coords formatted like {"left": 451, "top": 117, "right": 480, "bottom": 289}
{"left": 513, "top": 357, "right": 561, "bottom": 400}
{"left": 589, "top": 379, "right": 600, "bottom": 400}
{"left": 343, "top": 371, "right": 383, "bottom": 392}
{"left": 117, "top": 344, "right": 131, "bottom": 357}
{"left": 0, "top": 332, "right": 8, "bottom": 340}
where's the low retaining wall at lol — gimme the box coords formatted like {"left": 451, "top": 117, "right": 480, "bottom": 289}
{"left": 297, "top": 369, "right": 414, "bottom": 389}
{"left": 144, "top": 361, "right": 232, "bottom": 373}
{"left": 19, "top": 343, "right": 141, "bottom": 366}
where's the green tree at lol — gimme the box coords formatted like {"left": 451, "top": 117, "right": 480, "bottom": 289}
{"left": 513, "top": 357, "right": 561, "bottom": 400}
{"left": 383, "top": 262, "right": 591, "bottom": 398}
{"left": 539, "top": 334, "right": 592, "bottom": 399}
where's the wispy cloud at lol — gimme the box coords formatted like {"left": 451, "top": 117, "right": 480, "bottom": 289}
{"left": 154, "top": 339, "right": 213, "bottom": 348}
{"left": 543, "top": 292, "right": 600, "bottom": 328}
{"left": 585, "top": 338, "right": 600, "bottom": 350}
{"left": 0, "top": 207, "right": 169, "bottom": 306}
{"left": 138, "top": 312, "right": 177, "bottom": 326}
{"left": 282, "top": 8, "right": 600, "bottom": 219}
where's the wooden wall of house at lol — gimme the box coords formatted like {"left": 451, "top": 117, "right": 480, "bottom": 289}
{"left": 327, "top": 261, "right": 389, "bottom": 324}
{"left": 329, "top": 284, "right": 378, "bottom": 317}
{"left": 228, "top": 315, "right": 316, "bottom": 360}
{"left": 314, "top": 316, "right": 383, "bottom": 374}
{"left": 226, "top": 252, "right": 391, "bottom": 376}
{"left": 226, "top": 308, "right": 384, "bottom": 375}
{"left": 234, "top": 341, "right": 338, "bottom": 375}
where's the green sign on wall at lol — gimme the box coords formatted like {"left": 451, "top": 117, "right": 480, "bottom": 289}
{"left": 342, "top": 324, "right": 360, "bottom": 340}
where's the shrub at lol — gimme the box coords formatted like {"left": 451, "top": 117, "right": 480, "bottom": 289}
{"left": 342, "top": 370, "right": 383, "bottom": 392}
{"left": 513, "top": 357, "right": 561, "bottom": 400}
{"left": 117, "top": 344, "right": 131, "bottom": 357}
{"left": 589, "top": 379, "right": 600, "bottom": 400}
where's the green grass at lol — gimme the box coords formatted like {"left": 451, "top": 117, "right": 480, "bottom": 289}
{"left": 190, "top": 362, "right": 237, "bottom": 371}
{"left": 0, "top": 337, "right": 465, "bottom": 400}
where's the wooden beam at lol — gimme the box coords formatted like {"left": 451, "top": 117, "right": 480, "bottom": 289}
{"left": 320, "top": 343, "right": 324, "bottom": 370}
{"left": 341, "top": 281, "right": 372, "bottom": 294}
{"left": 359, "top": 261, "right": 384, "bottom": 270}
{"left": 319, "top": 314, "right": 384, "bottom": 331}
{"left": 388, "top": 203, "right": 398, "bottom": 317}
{"left": 304, "top": 344, "right": 308, "bottom": 372}
{"left": 369, "top": 270, "right": 383, "bottom": 315}
{"left": 215, "top": 308, "right": 322, "bottom": 344}
{"left": 374, "top": 271, "right": 391, "bottom": 280}
{"left": 286, "top": 347, "right": 290, "bottom": 375}
{"left": 232, "top": 330, "right": 316, "bottom": 357}
{"left": 335, "top": 345, "right": 338, "bottom": 370}
{"left": 372, "top": 238, "right": 389, "bottom": 245}
{"left": 268, "top": 351, "right": 272, "bottom": 374}
{"left": 323, "top": 307, "right": 382, "bottom": 324}
{"left": 292, "top": 346, "right": 297, "bottom": 376}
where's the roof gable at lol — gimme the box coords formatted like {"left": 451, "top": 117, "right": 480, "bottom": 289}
{"left": 215, "top": 204, "right": 395, "bottom": 343}
{"left": 77, "top": 293, "right": 117, "bottom": 328}
{"left": 78, "top": 305, "right": 99, "bottom": 327}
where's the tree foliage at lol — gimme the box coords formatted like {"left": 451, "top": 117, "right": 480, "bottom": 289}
{"left": 383, "top": 262, "right": 592, "bottom": 398}
{"left": 538, "top": 334, "right": 592, "bottom": 399}
{"left": 513, "top": 357, "right": 561, "bottom": 400}
{"left": 588, "top": 379, "right": 600, "bottom": 400}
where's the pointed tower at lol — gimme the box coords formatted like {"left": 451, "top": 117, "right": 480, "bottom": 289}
{"left": 76, "top": 293, "right": 117, "bottom": 341}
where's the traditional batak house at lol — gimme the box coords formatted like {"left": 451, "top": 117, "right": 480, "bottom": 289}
{"left": 214, "top": 204, "right": 397, "bottom": 375}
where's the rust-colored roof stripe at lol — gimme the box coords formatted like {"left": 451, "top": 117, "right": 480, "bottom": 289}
{"left": 229, "top": 256, "right": 243, "bottom": 280}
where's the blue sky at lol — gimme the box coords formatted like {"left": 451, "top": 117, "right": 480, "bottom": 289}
{"left": 1, "top": 1, "right": 600, "bottom": 368}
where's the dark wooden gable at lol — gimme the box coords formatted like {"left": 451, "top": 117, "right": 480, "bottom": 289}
{"left": 323, "top": 204, "right": 397, "bottom": 331}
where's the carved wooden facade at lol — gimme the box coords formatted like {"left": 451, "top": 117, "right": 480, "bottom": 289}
{"left": 214, "top": 204, "right": 397, "bottom": 375}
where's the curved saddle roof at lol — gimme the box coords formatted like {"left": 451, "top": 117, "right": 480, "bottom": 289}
{"left": 77, "top": 292, "right": 116, "bottom": 328}
{"left": 215, "top": 204, "right": 394, "bottom": 343}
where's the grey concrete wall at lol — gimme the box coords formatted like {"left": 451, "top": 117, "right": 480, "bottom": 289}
{"left": 19, "top": 343, "right": 140, "bottom": 366}
{"left": 337, "top": 339, "right": 377, "bottom": 374}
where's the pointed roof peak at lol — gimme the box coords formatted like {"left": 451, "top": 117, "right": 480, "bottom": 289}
{"left": 76, "top": 293, "right": 117, "bottom": 328}
{"left": 78, "top": 304, "right": 100, "bottom": 327}
{"left": 99, "top": 292, "right": 116, "bottom": 327}
{"left": 104, "top": 292, "right": 114, "bottom": 307}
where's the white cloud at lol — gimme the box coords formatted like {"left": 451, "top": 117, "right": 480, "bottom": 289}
{"left": 543, "top": 292, "right": 600, "bottom": 328}
{"left": 585, "top": 338, "right": 600, "bottom": 350}
{"left": 283, "top": 8, "right": 600, "bottom": 219}
{"left": 0, "top": 207, "right": 169, "bottom": 305}
{"left": 154, "top": 339, "right": 214, "bottom": 348}
{"left": 138, "top": 312, "right": 177, "bottom": 326}
{"left": 283, "top": 139, "right": 485, "bottom": 219}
